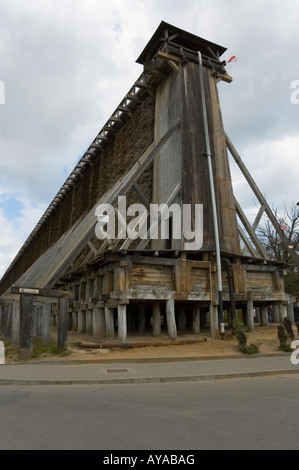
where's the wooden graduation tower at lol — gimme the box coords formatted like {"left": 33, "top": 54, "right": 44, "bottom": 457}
{"left": 0, "top": 22, "right": 293, "bottom": 345}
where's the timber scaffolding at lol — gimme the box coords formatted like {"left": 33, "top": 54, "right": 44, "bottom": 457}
{"left": 0, "top": 21, "right": 298, "bottom": 351}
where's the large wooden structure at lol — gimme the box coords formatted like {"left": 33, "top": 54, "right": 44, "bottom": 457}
{"left": 0, "top": 22, "right": 296, "bottom": 346}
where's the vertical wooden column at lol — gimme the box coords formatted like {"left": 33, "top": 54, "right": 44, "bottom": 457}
{"left": 287, "top": 302, "right": 295, "bottom": 324}
{"left": 152, "top": 302, "right": 161, "bottom": 337}
{"left": 11, "top": 300, "right": 20, "bottom": 347}
{"left": 118, "top": 304, "right": 127, "bottom": 343}
{"left": 93, "top": 307, "right": 105, "bottom": 341}
{"left": 86, "top": 309, "right": 93, "bottom": 335}
{"left": 58, "top": 297, "right": 68, "bottom": 350}
{"left": 18, "top": 294, "right": 34, "bottom": 360}
{"left": 247, "top": 300, "right": 255, "bottom": 333}
{"left": 41, "top": 302, "right": 51, "bottom": 344}
{"left": 272, "top": 305, "right": 279, "bottom": 323}
{"left": 2, "top": 302, "right": 12, "bottom": 340}
{"left": 261, "top": 306, "right": 268, "bottom": 326}
{"left": 210, "top": 303, "right": 219, "bottom": 339}
{"left": 166, "top": 298, "right": 177, "bottom": 340}
{"left": 105, "top": 305, "right": 115, "bottom": 339}
{"left": 192, "top": 307, "right": 200, "bottom": 334}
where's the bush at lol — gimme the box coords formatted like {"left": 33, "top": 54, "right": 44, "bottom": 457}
{"left": 239, "top": 343, "right": 260, "bottom": 355}
{"left": 237, "top": 329, "right": 247, "bottom": 347}
{"left": 232, "top": 318, "right": 243, "bottom": 335}
{"left": 283, "top": 317, "right": 295, "bottom": 341}
{"left": 277, "top": 324, "right": 293, "bottom": 352}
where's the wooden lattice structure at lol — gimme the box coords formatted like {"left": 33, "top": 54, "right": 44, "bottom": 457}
{"left": 0, "top": 22, "right": 296, "bottom": 350}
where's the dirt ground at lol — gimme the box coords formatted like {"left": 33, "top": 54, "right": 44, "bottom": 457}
{"left": 32, "top": 323, "right": 298, "bottom": 362}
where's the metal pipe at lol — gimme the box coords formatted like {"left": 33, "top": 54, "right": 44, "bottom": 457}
{"left": 198, "top": 51, "right": 225, "bottom": 335}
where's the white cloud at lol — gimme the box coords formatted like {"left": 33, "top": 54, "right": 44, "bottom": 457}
{"left": 1, "top": 0, "right": 299, "bottom": 278}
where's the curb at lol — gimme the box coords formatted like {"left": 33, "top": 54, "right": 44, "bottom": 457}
{"left": 1, "top": 367, "right": 298, "bottom": 386}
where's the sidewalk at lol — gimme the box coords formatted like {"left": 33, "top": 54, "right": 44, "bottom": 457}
{"left": 1, "top": 354, "right": 299, "bottom": 385}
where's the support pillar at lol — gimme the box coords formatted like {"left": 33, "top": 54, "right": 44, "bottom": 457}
{"left": 18, "top": 294, "right": 34, "bottom": 360}
{"left": 118, "top": 304, "right": 127, "bottom": 343}
{"left": 287, "top": 302, "right": 295, "bottom": 325}
{"left": 261, "top": 306, "right": 268, "bottom": 326}
{"left": 166, "top": 299, "right": 177, "bottom": 340}
{"left": 93, "top": 307, "right": 105, "bottom": 341}
{"left": 247, "top": 300, "right": 254, "bottom": 333}
{"left": 41, "top": 303, "right": 51, "bottom": 344}
{"left": 3, "top": 303, "right": 12, "bottom": 340}
{"left": 279, "top": 304, "right": 287, "bottom": 323}
{"left": 72, "top": 312, "right": 78, "bottom": 331}
{"left": 86, "top": 309, "right": 93, "bottom": 335}
{"left": 210, "top": 303, "right": 219, "bottom": 339}
{"left": 192, "top": 307, "right": 200, "bottom": 334}
{"left": 58, "top": 297, "right": 68, "bottom": 350}
{"left": 105, "top": 306, "right": 115, "bottom": 339}
{"left": 78, "top": 311, "right": 86, "bottom": 333}
{"left": 11, "top": 300, "right": 20, "bottom": 347}
{"left": 178, "top": 308, "right": 186, "bottom": 331}
{"left": 273, "top": 305, "right": 279, "bottom": 323}
{"left": 152, "top": 302, "right": 161, "bottom": 337}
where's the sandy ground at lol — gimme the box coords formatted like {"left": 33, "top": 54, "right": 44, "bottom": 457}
{"left": 33, "top": 323, "right": 297, "bottom": 362}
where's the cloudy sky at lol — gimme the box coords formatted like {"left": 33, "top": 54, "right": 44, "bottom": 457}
{"left": 0, "top": 0, "right": 298, "bottom": 278}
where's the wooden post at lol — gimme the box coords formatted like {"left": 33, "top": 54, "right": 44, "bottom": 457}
{"left": 11, "top": 300, "right": 20, "bottom": 347}
{"left": 273, "top": 304, "right": 279, "bottom": 323}
{"left": 18, "top": 294, "right": 34, "bottom": 360}
{"left": 105, "top": 305, "right": 115, "bottom": 339}
{"left": 210, "top": 303, "right": 219, "bottom": 339}
{"left": 72, "top": 311, "right": 78, "bottom": 331}
{"left": 86, "top": 309, "right": 93, "bottom": 335}
{"left": 279, "top": 304, "right": 287, "bottom": 323}
{"left": 41, "top": 303, "right": 51, "bottom": 344}
{"left": 261, "top": 306, "right": 268, "bottom": 326}
{"left": 118, "top": 304, "right": 127, "bottom": 343}
{"left": 247, "top": 300, "right": 255, "bottom": 333}
{"left": 192, "top": 307, "right": 200, "bottom": 334}
{"left": 2, "top": 302, "right": 12, "bottom": 340}
{"left": 152, "top": 302, "right": 161, "bottom": 337}
{"left": 93, "top": 307, "right": 105, "bottom": 341}
{"left": 287, "top": 302, "right": 295, "bottom": 325}
{"left": 58, "top": 297, "right": 68, "bottom": 350}
{"left": 166, "top": 298, "right": 177, "bottom": 340}
{"left": 78, "top": 310, "right": 86, "bottom": 333}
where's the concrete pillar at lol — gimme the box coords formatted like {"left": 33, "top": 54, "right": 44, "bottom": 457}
{"left": 72, "top": 312, "right": 78, "bottom": 331}
{"left": 105, "top": 306, "right": 115, "bottom": 339}
{"left": 166, "top": 299, "right": 177, "bottom": 340}
{"left": 139, "top": 304, "right": 146, "bottom": 334}
{"left": 58, "top": 297, "right": 68, "bottom": 350}
{"left": 247, "top": 300, "right": 254, "bottom": 333}
{"left": 287, "top": 302, "right": 295, "bottom": 324}
{"left": 11, "top": 300, "right": 20, "bottom": 347}
{"left": 41, "top": 303, "right": 51, "bottom": 344}
{"left": 261, "top": 306, "right": 268, "bottom": 326}
{"left": 93, "top": 307, "right": 105, "bottom": 341}
{"left": 152, "top": 302, "right": 161, "bottom": 337}
{"left": 18, "top": 294, "right": 34, "bottom": 360}
{"left": 279, "top": 304, "right": 287, "bottom": 323}
{"left": 209, "top": 303, "right": 219, "bottom": 339}
{"left": 78, "top": 311, "right": 86, "bottom": 333}
{"left": 192, "top": 307, "right": 200, "bottom": 334}
{"left": 273, "top": 305, "right": 279, "bottom": 323}
{"left": 118, "top": 304, "right": 127, "bottom": 343}
{"left": 86, "top": 309, "right": 93, "bottom": 335}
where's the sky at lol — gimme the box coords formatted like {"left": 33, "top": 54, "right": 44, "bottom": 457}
{"left": 0, "top": 0, "right": 299, "bottom": 278}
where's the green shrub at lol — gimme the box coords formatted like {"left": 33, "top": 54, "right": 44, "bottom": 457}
{"left": 239, "top": 343, "right": 260, "bottom": 354}
{"left": 232, "top": 318, "right": 243, "bottom": 335}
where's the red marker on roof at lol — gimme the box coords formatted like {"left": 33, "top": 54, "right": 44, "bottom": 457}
{"left": 227, "top": 56, "right": 237, "bottom": 63}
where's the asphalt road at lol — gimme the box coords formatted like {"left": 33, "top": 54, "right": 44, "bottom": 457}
{"left": 0, "top": 374, "right": 298, "bottom": 451}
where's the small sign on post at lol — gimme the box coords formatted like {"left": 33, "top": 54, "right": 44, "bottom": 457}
{"left": 0, "top": 340, "right": 5, "bottom": 365}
